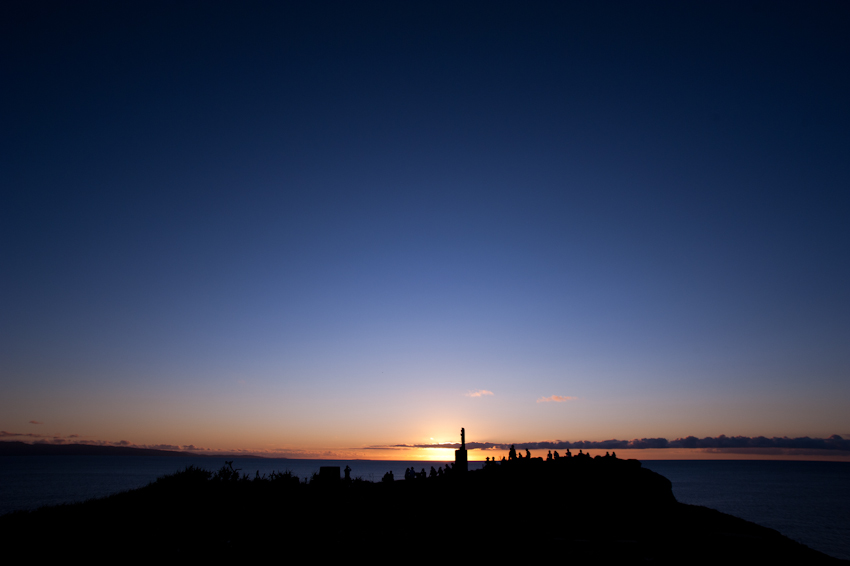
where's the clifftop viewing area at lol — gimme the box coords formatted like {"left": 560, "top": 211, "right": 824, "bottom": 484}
{"left": 2, "top": 429, "right": 843, "bottom": 563}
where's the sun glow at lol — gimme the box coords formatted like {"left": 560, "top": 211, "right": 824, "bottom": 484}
{"left": 409, "top": 447, "right": 453, "bottom": 462}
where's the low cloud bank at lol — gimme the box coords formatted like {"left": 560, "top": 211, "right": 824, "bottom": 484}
{"left": 0, "top": 433, "right": 362, "bottom": 458}
{"left": 6, "top": 431, "right": 849, "bottom": 455}
{"left": 0, "top": 432, "right": 208, "bottom": 452}
{"left": 389, "top": 435, "right": 849, "bottom": 451}
{"left": 669, "top": 435, "right": 849, "bottom": 450}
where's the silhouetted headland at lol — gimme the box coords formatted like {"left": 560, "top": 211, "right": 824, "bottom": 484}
{"left": 1, "top": 431, "right": 844, "bottom": 562}
{"left": 0, "top": 440, "right": 271, "bottom": 458}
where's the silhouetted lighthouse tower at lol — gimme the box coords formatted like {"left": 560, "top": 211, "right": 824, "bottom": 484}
{"left": 455, "top": 427, "right": 468, "bottom": 472}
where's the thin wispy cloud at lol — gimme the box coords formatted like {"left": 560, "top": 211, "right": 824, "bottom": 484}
{"left": 1, "top": 430, "right": 45, "bottom": 438}
{"left": 537, "top": 395, "right": 577, "bottom": 403}
{"left": 465, "top": 390, "right": 494, "bottom": 398}
{"left": 29, "top": 420, "right": 43, "bottom": 425}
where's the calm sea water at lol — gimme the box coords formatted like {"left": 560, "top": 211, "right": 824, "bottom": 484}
{"left": 1, "top": 456, "right": 847, "bottom": 560}
{"left": 642, "top": 460, "right": 850, "bottom": 561}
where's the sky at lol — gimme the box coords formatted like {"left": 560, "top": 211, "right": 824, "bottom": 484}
{"left": 2, "top": 1, "right": 849, "bottom": 459}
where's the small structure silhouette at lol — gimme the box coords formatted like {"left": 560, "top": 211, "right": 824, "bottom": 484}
{"left": 454, "top": 427, "right": 468, "bottom": 473}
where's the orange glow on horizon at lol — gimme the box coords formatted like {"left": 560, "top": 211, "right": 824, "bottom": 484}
{"left": 216, "top": 446, "right": 850, "bottom": 462}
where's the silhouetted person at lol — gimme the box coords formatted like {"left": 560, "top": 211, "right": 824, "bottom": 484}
{"left": 344, "top": 465, "right": 351, "bottom": 480}
{"left": 612, "top": 451, "right": 617, "bottom": 459}
{"left": 509, "top": 445, "right": 517, "bottom": 460}
{"left": 430, "top": 466, "right": 437, "bottom": 478}
{"left": 553, "top": 450, "right": 560, "bottom": 459}
{"left": 526, "top": 449, "right": 531, "bottom": 459}
{"left": 547, "top": 450, "right": 552, "bottom": 461}
{"left": 566, "top": 448, "right": 572, "bottom": 458}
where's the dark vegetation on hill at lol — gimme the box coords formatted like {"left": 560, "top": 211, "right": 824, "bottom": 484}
{"left": 0, "top": 456, "right": 843, "bottom": 563}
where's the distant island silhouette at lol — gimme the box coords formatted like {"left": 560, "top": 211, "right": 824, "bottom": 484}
{"left": 1, "top": 429, "right": 844, "bottom": 562}
{"left": 0, "top": 440, "right": 272, "bottom": 459}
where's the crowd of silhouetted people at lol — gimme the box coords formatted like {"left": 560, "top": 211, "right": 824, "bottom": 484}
{"left": 479, "top": 444, "right": 618, "bottom": 465}
{"left": 384, "top": 462, "right": 461, "bottom": 482}
{"left": 485, "top": 444, "right": 617, "bottom": 464}
{"left": 382, "top": 446, "right": 620, "bottom": 481}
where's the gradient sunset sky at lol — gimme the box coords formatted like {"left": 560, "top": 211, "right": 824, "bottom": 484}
{"left": 2, "top": 2, "right": 848, "bottom": 459}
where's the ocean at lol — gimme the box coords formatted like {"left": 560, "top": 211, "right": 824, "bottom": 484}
{"left": 643, "top": 460, "right": 850, "bottom": 561}
{"left": 0, "top": 456, "right": 847, "bottom": 560}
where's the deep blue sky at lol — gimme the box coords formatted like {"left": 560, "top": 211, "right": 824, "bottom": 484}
{"left": 2, "top": 1, "right": 848, "bottom": 456}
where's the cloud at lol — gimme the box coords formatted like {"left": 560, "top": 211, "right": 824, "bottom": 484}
{"left": 465, "top": 390, "right": 494, "bottom": 397}
{"left": 1, "top": 430, "right": 45, "bottom": 438}
{"left": 537, "top": 395, "right": 577, "bottom": 403}
{"left": 143, "top": 444, "right": 181, "bottom": 451}
{"left": 29, "top": 420, "right": 43, "bottom": 425}
{"left": 668, "top": 434, "right": 850, "bottom": 451}
{"left": 33, "top": 438, "right": 67, "bottom": 445}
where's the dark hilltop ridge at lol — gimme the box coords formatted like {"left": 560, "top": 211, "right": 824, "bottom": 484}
{"left": 1, "top": 430, "right": 844, "bottom": 563}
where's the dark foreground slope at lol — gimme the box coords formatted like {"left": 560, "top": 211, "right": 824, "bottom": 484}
{"left": 0, "top": 456, "right": 843, "bottom": 563}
